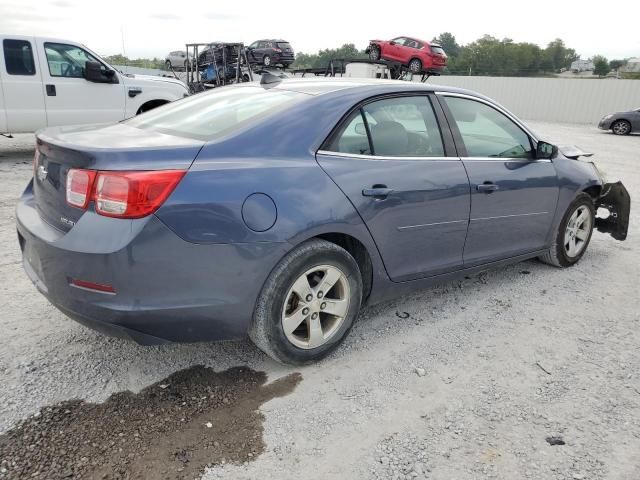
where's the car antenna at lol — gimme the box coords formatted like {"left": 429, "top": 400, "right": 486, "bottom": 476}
{"left": 260, "top": 71, "right": 282, "bottom": 87}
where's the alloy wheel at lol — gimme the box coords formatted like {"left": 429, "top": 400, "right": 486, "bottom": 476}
{"left": 263, "top": 55, "right": 271, "bottom": 66}
{"left": 564, "top": 205, "right": 592, "bottom": 257}
{"left": 281, "top": 265, "right": 351, "bottom": 349}
{"left": 369, "top": 46, "right": 380, "bottom": 61}
{"left": 409, "top": 59, "right": 422, "bottom": 73}
{"left": 612, "top": 121, "right": 630, "bottom": 135}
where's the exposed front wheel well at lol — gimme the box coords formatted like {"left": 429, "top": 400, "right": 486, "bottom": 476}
{"left": 582, "top": 185, "right": 602, "bottom": 201}
{"left": 136, "top": 99, "right": 169, "bottom": 115}
{"left": 315, "top": 233, "right": 373, "bottom": 304}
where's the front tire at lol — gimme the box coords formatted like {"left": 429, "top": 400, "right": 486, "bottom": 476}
{"left": 369, "top": 45, "right": 381, "bottom": 61}
{"left": 249, "top": 239, "right": 363, "bottom": 365}
{"left": 165, "top": 60, "right": 172, "bottom": 70}
{"left": 539, "top": 193, "right": 595, "bottom": 267}
{"left": 612, "top": 120, "right": 631, "bottom": 135}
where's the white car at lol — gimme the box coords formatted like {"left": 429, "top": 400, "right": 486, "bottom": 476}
{"left": 0, "top": 35, "right": 189, "bottom": 135}
{"left": 165, "top": 50, "right": 193, "bottom": 70}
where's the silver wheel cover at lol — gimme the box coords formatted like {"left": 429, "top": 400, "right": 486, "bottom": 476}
{"left": 281, "top": 265, "right": 351, "bottom": 350}
{"left": 564, "top": 205, "right": 592, "bottom": 258}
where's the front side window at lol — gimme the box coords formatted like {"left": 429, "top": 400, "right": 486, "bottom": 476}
{"left": 44, "top": 42, "right": 101, "bottom": 78}
{"left": 444, "top": 96, "right": 533, "bottom": 158}
{"left": 325, "top": 96, "right": 445, "bottom": 157}
{"left": 3, "top": 39, "right": 36, "bottom": 75}
{"left": 126, "top": 86, "right": 306, "bottom": 141}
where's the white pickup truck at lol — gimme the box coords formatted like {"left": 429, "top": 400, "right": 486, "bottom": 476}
{"left": 0, "top": 35, "right": 188, "bottom": 135}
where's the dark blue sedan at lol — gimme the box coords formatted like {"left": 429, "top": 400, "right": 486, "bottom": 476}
{"left": 16, "top": 78, "right": 630, "bottom": 364}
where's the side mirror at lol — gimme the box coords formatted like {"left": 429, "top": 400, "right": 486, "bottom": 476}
{"left": 354, "top": 123, "right": 367, "bottom": 135}
{"left": 389, "top": 41, "right": 396, "bottom": 45}
{"left": 536, "top": 141, "right": 556, "bottom": 159}
{"left": 84, "top": 61, "right": 114, "bottom": 83}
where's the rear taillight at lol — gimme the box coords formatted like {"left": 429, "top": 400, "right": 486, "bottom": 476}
{"left": 66, "top": 169, "right": 97, "bottom": 209}
{"left": 273, "top": 48, "right": 282, "bottom": 53}
{"left": 65, "top": 169, "right": 185, "bottom": 219}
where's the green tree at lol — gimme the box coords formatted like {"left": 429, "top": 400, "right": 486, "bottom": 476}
{"left": 592, "top": 55, "right": 610, "bottom": 77}
{"left": 432, "top": 32, "right": 460, "bottom": 58}
{"left": 609, "top": 59, "right": 627, "bottom": 71}
{"left": 291, "top": 44, "right": 367, "bottom": 69}
{"left": 541, "top": 39, "right": 577, "bottom": 72}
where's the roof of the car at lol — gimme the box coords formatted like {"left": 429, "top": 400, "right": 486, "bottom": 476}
{"left": 270, "top": 77, "right": 482, "bottom": 98}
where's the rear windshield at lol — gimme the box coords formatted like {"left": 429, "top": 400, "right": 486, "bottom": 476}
{"left": 126, "top": 86, "right": 306, "bottom": 141}
{"left": 430, "top": 46, "right": 446, "bottom": 55}
{"left": 277, "top": 42, "right": 292, "bottom": 49}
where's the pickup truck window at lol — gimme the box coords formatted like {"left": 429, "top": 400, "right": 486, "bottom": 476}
{"left": 44, "top": 42, "right": 100, "bottom": 78}
{"left": 2, "top": 39, "right": 36, "bottom": 76}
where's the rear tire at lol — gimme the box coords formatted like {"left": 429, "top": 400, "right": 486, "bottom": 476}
{"left": 249, "top": 239, "right": 362, "bottom": 365}
{"left": 409, "top": 58, "right": 422, "bottom": 74}
{"left": 165, "top": 60, "right": 172, "bottom": 70}
{"left": 611, "top": 120, "right": 631, "bottom": 135}
{"left": 263, "top": 55, "right": 272, "bottom": 67}
{"left": 539, "top": 193, "right": 595, "bottom": 268}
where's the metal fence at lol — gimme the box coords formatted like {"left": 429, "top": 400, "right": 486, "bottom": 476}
{"left": 425, "top": 76, "right": 640, "bottom": 124}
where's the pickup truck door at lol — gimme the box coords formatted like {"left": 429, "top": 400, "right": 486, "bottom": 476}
{"left": 0, "top": 37, "right": 47, "bottom": 133}
{"left": 36, "top": 39, "right": 125, "bottom": 127}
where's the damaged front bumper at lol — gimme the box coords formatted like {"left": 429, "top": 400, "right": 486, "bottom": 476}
{"left": 595, "top": 182, "right": 630, "bottom": 241}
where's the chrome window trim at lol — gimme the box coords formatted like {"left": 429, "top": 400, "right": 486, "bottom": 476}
{"left": 316, "top": 150, "right": 458, "bottom": 162}
{"left": 435, "top": 91, "right": 540, "bottom": 142}
{"left": 460, "top": 157, "right": 551, "bottom": 163}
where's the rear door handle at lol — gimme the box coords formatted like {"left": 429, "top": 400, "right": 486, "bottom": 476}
{"left": 362, "top": 186, "right": 394, "bottom": 198}
{"left": 476, "top": 182, "right": 499, "bottom": 193}
{"left": 45, "top": 84, "right": 56, "bottom": 96}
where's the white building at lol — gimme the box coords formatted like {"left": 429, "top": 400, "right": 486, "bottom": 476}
{"left": 570, "top": 59, "right": 594, "bottom": 72}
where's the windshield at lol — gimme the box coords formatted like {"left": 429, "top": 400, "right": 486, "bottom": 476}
{"left": 430, "top": 46, "right": 446, "bottom": 56}
{"left": 126, "top": 86, "right": 307, "bottom": 141}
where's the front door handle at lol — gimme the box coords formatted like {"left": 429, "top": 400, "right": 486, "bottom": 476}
{"left": 476, "top": 182, "right": 499, "bottom": 193}
{"left": 362, "top": 186, "right": 394, "bottom": 198}
{"left": 45, "top": 84, "right": 56, "bottom": 96}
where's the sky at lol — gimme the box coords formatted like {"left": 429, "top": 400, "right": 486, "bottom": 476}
{"left": 1, "top": 0, "right": 638, "bottom": 60}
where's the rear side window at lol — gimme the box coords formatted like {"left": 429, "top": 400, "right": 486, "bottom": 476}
{"left": 126, "top": 86, "right": 307, "bottom": 141}
{"left": 325, "top": 96, "right": 445, "bottom": 157}
{"left": 3, "top": 39, "right": 36, "bottom": 75}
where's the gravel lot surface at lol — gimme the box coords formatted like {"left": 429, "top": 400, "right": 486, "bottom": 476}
{"left": 0, "top": 122, "right": 638, "bottom": 480}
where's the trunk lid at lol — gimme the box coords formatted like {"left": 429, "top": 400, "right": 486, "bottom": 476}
{"left": 34, "top": 123, "right": 204, "bottom": 232}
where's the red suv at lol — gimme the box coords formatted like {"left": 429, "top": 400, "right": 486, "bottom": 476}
{"left": 366, "top": 37, "right": 447, "bottom": 74}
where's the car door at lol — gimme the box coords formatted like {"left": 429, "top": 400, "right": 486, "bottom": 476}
{"left": 632, "top": 109, "right": 640, "bottom": 130}
{"left": 0, "top": 37, "right": 47, "bottom": 132}
{"left": 438, "top": 94, "right": 559, "bottom": 267}
{"left": 398, "top": 38, "right": 418, "bottom": 64}
{"left": 246, "top": 42, "right": 259, "bottom": 63}
{"left": 316, "top": 95, "right": 470, "bottom": 282}
{"left": 385, "top": 38, "right": 406, "bottom": 61}
{"left": 37, "top": 40, "right": 125, "bottom": 126}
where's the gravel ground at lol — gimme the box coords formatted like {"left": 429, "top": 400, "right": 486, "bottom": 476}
{"left": 0, "top": 122, "right": 638, "bottom": 480}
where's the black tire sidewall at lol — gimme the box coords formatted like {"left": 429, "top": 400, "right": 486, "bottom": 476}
{"left": 258, "top": 245, "right": 362, "bottom": 364}
{"left": 554, "top": 194, "right": 595, "bottom": 267}
{"left": 369, "top": 46, "right": 380, "bottom": 61}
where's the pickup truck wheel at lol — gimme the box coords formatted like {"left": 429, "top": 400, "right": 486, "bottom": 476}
{"left": 539, "top": 193, "right": 595, "bottom": 268}
{"left": 409, "top": 58, "right": 422, "bottom": 73}
{"left": 611, "top": 120, "right": 631, "bottom": 135}
{"left": 249, "top": 239, "right": 362, "bottom": 365}
{"left": 369, "top": 45, "right": 381, "bottom": 61}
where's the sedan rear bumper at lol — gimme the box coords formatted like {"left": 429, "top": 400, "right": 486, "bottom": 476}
{"left": 16, "top": 188, "right": 289, "bottom": 345}
{"left": 595, "top": 181, "right": 631, "bottom": 241}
